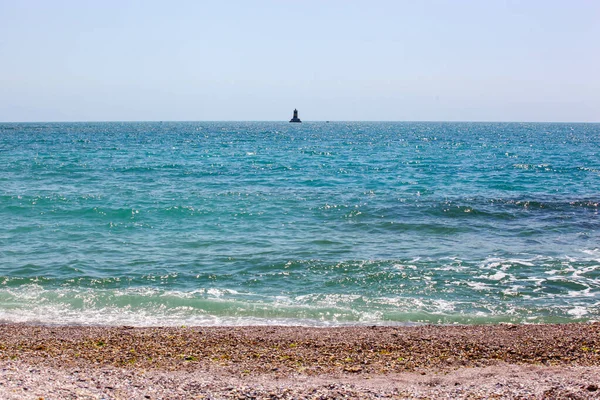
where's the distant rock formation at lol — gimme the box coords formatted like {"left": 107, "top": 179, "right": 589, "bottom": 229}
{"left": 289, "top": 109, "right": 302, "bottom": 123}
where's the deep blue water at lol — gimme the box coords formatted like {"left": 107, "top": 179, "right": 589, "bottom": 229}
{"left": 0, "top": 121, "right": 599, "bottom": 325}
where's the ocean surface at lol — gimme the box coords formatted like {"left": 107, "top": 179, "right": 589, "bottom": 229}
{"left": 1, "top": 121, "right": 599, "bottom": 326}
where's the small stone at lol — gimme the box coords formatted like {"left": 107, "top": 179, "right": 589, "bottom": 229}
{"left": 587, "top": 384, "right": 598, "bottom": 392}
{"left": 344, "top": 366, "right": 362, "bottom": 373}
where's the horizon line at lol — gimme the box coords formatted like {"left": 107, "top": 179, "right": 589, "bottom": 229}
{"left": 1, "top": 119, "right": 599, "bottom": 124}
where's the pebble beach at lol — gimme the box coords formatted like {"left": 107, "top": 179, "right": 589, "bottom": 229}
{"left": 1, "top": 323, "right": 599, "bottom": 399}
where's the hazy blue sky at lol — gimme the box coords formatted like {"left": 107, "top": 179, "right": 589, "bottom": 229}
{"left": 1, "top": 0, "right": 598, "bottom": 122}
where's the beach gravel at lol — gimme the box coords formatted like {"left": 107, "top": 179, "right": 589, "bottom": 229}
{"left": 0, "top": 323, "right": 599, "bottom": 399}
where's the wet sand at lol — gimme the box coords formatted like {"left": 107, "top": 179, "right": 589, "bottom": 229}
{"left": 0, "top": 323, "right": 599, "bottom": 398}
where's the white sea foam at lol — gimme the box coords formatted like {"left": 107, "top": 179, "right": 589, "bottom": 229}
{"left": 466, "top": 282, "right": 492, "bottom": 291}
{"left": 502, "top": 286, "right": 521, "bottom": 296}
{"left": 392, "top": 263, "right": 418, "bottom": 270}
{"left": 567, "top": 288, "right": 594, "bottom": 297}
{"left": 479, "top": 271, "right": 508, "bottom": 281}
{"left": 432, "top": 299, "right": 456, "bottom": 312}
{"left": 480, "top": 256, "right": 546, "bottom": 271}
{"left": 567, "top": 306, "right": 588, "bottom": 317}
{"left": 582, "top": 248, "right": 600, "bottom": 257}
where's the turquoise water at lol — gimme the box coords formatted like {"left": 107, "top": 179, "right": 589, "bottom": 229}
{"left": 1, "top": 121, "right": 599, "bottom": 326}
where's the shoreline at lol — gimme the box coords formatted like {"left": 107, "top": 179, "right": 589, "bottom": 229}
{"left": 1, "top": 322, "right": 599, "bottom": 398}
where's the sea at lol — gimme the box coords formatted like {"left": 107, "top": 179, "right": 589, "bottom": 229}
{"left": 1, "top": 121, "right": 599, "bottom": 326}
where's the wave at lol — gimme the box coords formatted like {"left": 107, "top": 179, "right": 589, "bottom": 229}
{"left": 0, "top": 285, "right": 596, "bottom": 326}
{"left": 0, "top": 253, "right": 598, "bottom": 326}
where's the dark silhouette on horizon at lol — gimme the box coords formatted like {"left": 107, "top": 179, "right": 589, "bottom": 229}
{"left": 289, "top": 109, "right": 301, "bottom": 123}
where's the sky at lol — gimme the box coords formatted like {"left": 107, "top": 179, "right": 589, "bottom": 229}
{"left": 0, "top": 0, "right": 599, "bottom": 122}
